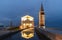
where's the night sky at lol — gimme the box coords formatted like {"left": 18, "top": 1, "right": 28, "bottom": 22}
{"left": 0, "top": 0, "right": 62, "bottom": 28}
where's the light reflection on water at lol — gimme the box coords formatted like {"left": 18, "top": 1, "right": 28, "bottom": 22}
{"left": 21, "top": 28, "right": 34, "bottom": 39}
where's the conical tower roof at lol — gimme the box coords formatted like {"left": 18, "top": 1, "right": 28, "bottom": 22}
{"left": 41, "top": 3, "right": 44, "bottom": 11}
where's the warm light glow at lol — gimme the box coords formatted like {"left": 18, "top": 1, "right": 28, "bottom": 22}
{"left": 23, "top": 23, "right": 25, "bottom": 26}
{"left": 26, "top": 23, "right": 29, "bottom": 26}
{"left": 19, "top": 26, "right": 23, "bottom": 30}
{"left": 21, "top": 29, "right": 34, "bottom": 39}
{"left": 21, "top": 32, "right": 34, "bottom": 39}
{"left": 21, "top": 15, "right": 34, "bottom": 21}
{"left": 21, "top": 15, "right": 34, "bottom": 29}
{"left": 43, "top": 26, "right": 45, "bottom": 29}
{"left": 30, "top": 23, "right": 32, "bottom": 27}
{"left": 21, "top": 17, "right": 27, "bottom": 21}
{"left": 29, "top": 18, "right": 33, "bottom": 21}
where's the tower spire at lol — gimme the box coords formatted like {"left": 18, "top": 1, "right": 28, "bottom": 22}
{"left": 41, "top": 3, "right": 44, "bottom": 11}
{"left": 39, "top": 2, "right": 45, "bottom": 29}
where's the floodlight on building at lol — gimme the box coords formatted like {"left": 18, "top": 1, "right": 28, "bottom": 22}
{"left": 30, "top": 23, "right": 32, "bottom": 27}
{"left": 21, "top": 17, "right": 27, "bottom": 21}
{"left": 26, "top": 23, "right": 29, "bottom": 26}
{"left": 29, "top": 18, "right": 33, "bottom": 21}
{"left": 23, "top": 23, "right": 25, "bottom": 26}
{"left": 20, "top": 15, "right": 34, "bottom": 29}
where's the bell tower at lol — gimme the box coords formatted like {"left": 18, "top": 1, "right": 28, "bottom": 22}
{"left": 39, "top": 3, "right": 45, "bottom": 29}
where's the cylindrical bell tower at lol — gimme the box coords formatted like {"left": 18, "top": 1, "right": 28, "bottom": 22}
{"left": 39, "top": 4, "right": 45, "bottom": 29}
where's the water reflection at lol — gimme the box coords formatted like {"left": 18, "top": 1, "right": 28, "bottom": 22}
{"left": 21, "top": 28, "right": 34, "bottom": 39}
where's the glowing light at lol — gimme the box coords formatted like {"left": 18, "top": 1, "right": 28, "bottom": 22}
{"left": 23, "top": 23, "right": 25, "bottom": 25}
{"left": 19, "top": 26, "right": 23, "bottom": 30}
{"left": 26, "top": 23, "right": 29, "bottom": 25}
{"left": 21, "top": 29, "right": 34, "bottom": 39}
{"left": 30, "top": 23, "right": 32, "bottom": 27}
{"left": 21, "top": 15, "right": 34, "bottom": 21}
{"left": 21, "top": 17, "right": 27, "bottom": 21}
{"left": 20, "top": 15, "right": 34, "bottom": 29}
{"left": 29, "top": 18, "right": 33, "bottom": 21}
{"left": 21, "top": 32, "right": 34, "bottom": 39}
{"left": 43, "top": 26, "right": 45, "bottom": 29}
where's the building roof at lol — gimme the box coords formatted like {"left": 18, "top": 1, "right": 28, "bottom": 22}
{"left": 23, "top": 15, "right": 33, "bottom": 18}
{"left": 41, "top": 3, "right": 44, "bottom": 11}
{"left": 21, "top": 15, "right": 34, "bottom": 21}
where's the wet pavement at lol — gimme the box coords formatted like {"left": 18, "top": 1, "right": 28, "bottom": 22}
{"left": 4, "top": 29, "right": 40, "bottom": 40}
